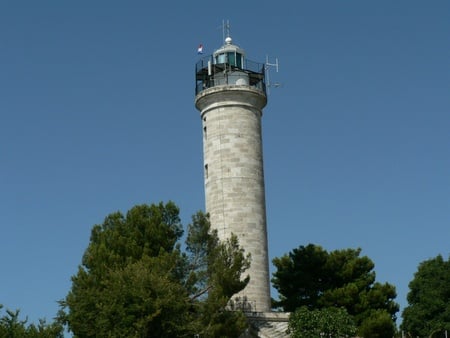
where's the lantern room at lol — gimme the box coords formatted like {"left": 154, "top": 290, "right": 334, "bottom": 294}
{"left": 195, "top": 36, "right": 266, "bottom": 95}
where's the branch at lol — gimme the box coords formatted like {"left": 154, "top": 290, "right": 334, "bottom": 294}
{"left": 190, "top": 285, "right": 213, "bottom": 301}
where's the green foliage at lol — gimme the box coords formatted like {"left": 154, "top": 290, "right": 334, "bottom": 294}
{"left": 272, "top": 244, "right": 328, "bottom": 311}
{"left": 184, "top": 212, "right": 251, "bottom": 337}
{"left": 60, "top": 202, "right": 251, "bottom": 337}
{"left": 0, "top": 305, "right": 63, "bottom": 338}
{"left": 401, "top": 255, "right": 450, "bottom": 337}
{"left": 289, "top": 306, "right": 356, "bottom": 338}
{"left": 273, "top": 243, "right": 399, "bottom": 336}
{"left": 358, "top": 309, "right": 396, "bottom": 338}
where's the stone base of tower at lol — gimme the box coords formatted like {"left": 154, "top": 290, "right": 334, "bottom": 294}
{"left": 239, "top": 312, "right": 291, "bottom": 338}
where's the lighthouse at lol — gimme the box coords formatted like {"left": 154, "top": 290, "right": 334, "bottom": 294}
{"left": 194, "top": 34, "right": 271, "bottom": 312}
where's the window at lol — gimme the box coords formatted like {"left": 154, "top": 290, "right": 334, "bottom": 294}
{"left": 227, "top": 52, "right": 235, "bottom": 66}
{"left": 236, "top": 53, "right": 242, "bottom": 68}
{"left": 215, "top": 53, "right": 226, "bottom": 64}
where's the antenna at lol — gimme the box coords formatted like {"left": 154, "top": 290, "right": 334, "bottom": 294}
{"left": 222, "top": 19, "right": 231, "bottom": 42}
{"left": 265, "top": 55, "right": 281, "bottom": 94}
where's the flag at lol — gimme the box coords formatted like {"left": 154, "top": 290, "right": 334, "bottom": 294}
{"left": 197, "top": 44, "right": 203, "bottom": 54}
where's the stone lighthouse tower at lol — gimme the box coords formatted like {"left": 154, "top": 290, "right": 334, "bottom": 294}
{"left": 195, "top": 34, "right": 271, "bottom": 312}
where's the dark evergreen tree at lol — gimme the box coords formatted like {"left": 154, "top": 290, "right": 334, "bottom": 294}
{"left": 272, "top": 243, "right": 399, "bottom": 337}
{"left": 402, "top": 255, "right": 450, "bottom": 337}
{"left": 0, "top": 306, "right": 63, "bottom": 338}
{"left": 59, "top": 202, "right": 251, "bottom": 337}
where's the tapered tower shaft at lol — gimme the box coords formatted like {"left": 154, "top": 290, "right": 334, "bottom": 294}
{"left": 195, "top": 36, "right": 271, "bottom": 312}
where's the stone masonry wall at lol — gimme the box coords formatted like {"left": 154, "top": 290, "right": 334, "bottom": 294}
{"left": 195, "top": 86, "right": 271, "bottom": 312}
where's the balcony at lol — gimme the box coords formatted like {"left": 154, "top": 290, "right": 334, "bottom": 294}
{"left": 195, "top": 55, "right": 266, "bottom": 96}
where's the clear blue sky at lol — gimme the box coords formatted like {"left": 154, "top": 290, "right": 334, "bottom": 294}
{"left": 1, "top": 0, "right": 449, "bottom": 330}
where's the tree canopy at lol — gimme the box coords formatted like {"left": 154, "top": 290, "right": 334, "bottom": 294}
{"left": 59, "top": 202, "right": 251, "bottom": 337}
{"left": 272, "top": 243, "right": 398, "bottom": 337}
{"left": 288, "top": 306, "right": 356, "bottom": 338}
{"left": 0, "top": 305, "right": 63, "bottom": 338}
{"left": 401, "top": 254, "right": 450, "bottom": 337}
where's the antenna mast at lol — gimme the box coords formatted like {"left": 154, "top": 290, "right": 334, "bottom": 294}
{"left": 222, "top": 19, "right": 231, "bottom": 41}
{"left": 265, "top": 55, "right": 280, "bottom": 94}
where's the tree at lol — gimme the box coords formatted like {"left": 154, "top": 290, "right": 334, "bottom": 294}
{"left": 183, "top": 211, "right": 250, "bottom": 337}
{"left": 59, "top": 202, "right": 251, "bottom": 337}
{"left": 288, "top": 306, "right": 356, "bottom": 338}
{"left": 0, "top": 305, "right": 63, "bottom": 338}
{"left": 401, "top": 255, "right": 450, "bottom": 337}
{"left": 358, "top": 309, "right": 396, "bottom": 338}
{"left": 272, "top": 244, "right": 399, "bottom": 336}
